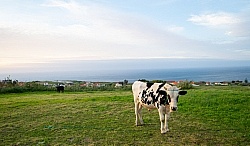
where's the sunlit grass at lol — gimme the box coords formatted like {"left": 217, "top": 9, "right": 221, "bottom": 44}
{"left": 0, "top": 87, "right": 249, "bottom": 145}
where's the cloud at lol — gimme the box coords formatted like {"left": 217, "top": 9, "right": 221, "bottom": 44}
{"left": 2, "top": 0, "right": 200, "bottom": 61}
{"left": 188, "top": 10, "right": 250, "bottom": 39}
{"left": 1, "top": 0, "right": 250, "bottom": 71}
{"left": 41, "top": 1, "right": 152, "bottom": 44}
{"left": 188, "top": 12, "right": 241, "bottom": 26}
{"left": 42, "top": 0, "right": 82, "bottom": 12}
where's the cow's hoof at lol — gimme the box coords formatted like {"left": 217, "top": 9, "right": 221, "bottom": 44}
{"left": 161, "top": 129, "right": 169, "bottom": 134}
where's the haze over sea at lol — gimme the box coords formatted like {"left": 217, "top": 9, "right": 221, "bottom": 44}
{"left": 2, "top": 66, "right": 250, "bottom": 83}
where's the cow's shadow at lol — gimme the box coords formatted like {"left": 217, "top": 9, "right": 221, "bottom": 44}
{"left": 136, "top": 123, "right": 158, "bottom": 127}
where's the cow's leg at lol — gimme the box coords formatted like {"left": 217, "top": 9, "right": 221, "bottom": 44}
{"left": 134, "top": 102, "right": 140, "bottom": 126}
{"left": 164, "top": 113, "right": 170, "bottom": 132}
{"left": 138, "top": 104, "right": 144, "bottom": 125}
{"left": 159, "top": 112, "right": 166, "bottom": 133}
{"left": 135, "top": 102, "right": 144, "bottom": 126}
{"left": 134, "top": 102, "right": 139, "bottom": 125}
{"left": 158, "top": 106, "right": 168, "bottom": 133}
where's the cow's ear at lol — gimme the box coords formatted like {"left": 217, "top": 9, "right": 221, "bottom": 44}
{"left": 179, "top": 90, "right": 187, "bottom": 95}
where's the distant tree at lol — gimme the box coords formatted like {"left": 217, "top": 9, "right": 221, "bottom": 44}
{"left": 138, "top": 79, "right": 149, "bottom": 82}
{"left": 244, "top": 78, "right": 248, "bottom": 83}
{"left": 178, "top": 80, "right": 193, "bottom": 89}
{"left": 123, "top": 79, "right": 128, "bottom": 85}
{"left": 152, "top": 80, "right": 166, "bottom": 83}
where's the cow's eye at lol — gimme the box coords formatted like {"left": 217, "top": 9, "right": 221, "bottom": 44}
{"left": 176, "top": 95, "right": 179, "bottom": 102}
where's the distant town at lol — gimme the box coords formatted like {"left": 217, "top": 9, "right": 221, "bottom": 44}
{"left": 1, "top": 75, "right": 249, "bottom": 88}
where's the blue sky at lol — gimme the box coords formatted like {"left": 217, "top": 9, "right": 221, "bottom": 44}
{"left": 1, "top": 0, "right": 250, "bottom": 72}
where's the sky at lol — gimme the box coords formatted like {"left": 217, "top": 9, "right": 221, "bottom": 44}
{"left": 1, "top": 0, "right": 250, "bottom": 73}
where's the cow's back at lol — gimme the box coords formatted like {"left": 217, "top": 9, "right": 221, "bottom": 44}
{"left": 132, "top": 81, "right": 147, "bottom": 101}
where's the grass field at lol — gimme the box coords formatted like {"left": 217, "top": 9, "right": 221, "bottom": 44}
{"left": 0, "top": 86, "right": 249, "bottom": 145}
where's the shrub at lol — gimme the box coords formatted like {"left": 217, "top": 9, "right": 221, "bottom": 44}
{"left": 178, "top": 80, "right": 193, "bottom": 90}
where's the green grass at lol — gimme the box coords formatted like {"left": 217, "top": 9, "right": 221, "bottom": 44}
{"left": 0, "top": 86, "right": 249, "bottom": 145}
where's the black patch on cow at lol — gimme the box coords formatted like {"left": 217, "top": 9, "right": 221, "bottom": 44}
{"left": 159, "top": 95, "right": 167, "bottom": 105}
{"left": 176, "top": 95, "right": 179, "bottom": 102}
{"left": 139, "top": 83, "right": 172, "bottom": 108}
{"left": 158, "top": 90, "right": 169, "bottom": 105}
{"left": 140, "top": 89, "right": 154, "bottom": 105}
{"left": 179, "top": 90, "right": 187, "bottom": 95}
{"left": 149, "top": 90, "right": 156, "bottom": 102}
{"left": 140, "top": 90, "right": 147, "bottom": 103}
{"left": 147, "top": 100, "right": 152, "bottom": 105}
{"left": 156, "top": 83, "right": 165, "bottom": 93}
{"left": 159, "top": 90, "right": 166, "bottom": 95}
{"left": 156, "top": 103, "right": 159, "bottom": 108}
{"left": 146, "top": 82, "right": 154, "bottom": 88}
{"left": 167, "top": 95, "right": 171, "bottom": 103}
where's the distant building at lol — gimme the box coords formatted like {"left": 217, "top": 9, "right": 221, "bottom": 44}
{"left": 115, "top": 82, "right": 123, "bottom": 87}
{"left": 192, "top": 83, "right": 200, "bottom": 87}
{"left": 166, "top": 81, "right": 177, "bottom": 85}
{"left": 206, "top": 82, "right": 212, "bottom": 86}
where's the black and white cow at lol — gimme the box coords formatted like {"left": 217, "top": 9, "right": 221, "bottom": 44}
{"left": 132, "top": 81, "right": 187, "bottom": 133}
{"left": 56, "top": 85, "right": 64, "bottom": 93}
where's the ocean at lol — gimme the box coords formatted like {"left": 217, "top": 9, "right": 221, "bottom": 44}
{"left": 2, "top": 66, "right": 250, "bottom": 83}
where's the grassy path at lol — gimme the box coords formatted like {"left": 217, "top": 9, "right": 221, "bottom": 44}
{"left": 0, "top": 87, "right": 249, "bottom": 145}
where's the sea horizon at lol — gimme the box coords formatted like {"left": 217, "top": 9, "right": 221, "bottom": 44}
{"left": 1, "top": 66, "right": 250, "bottom": 83}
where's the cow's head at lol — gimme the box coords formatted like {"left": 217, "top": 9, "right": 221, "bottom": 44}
{"left": 164, "top": 85, "right": 187, "bottom": 112}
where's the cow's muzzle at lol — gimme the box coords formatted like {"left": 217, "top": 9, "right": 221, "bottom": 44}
{"left": 171, "top": 106, "right": 177, "bottom": 111}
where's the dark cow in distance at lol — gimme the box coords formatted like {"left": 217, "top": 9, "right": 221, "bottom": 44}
{"left": 56, "top": 85, "right": 64, "bottom": 93}
{"left": 132, "top": 81, "right": 187, "bottom": 133}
